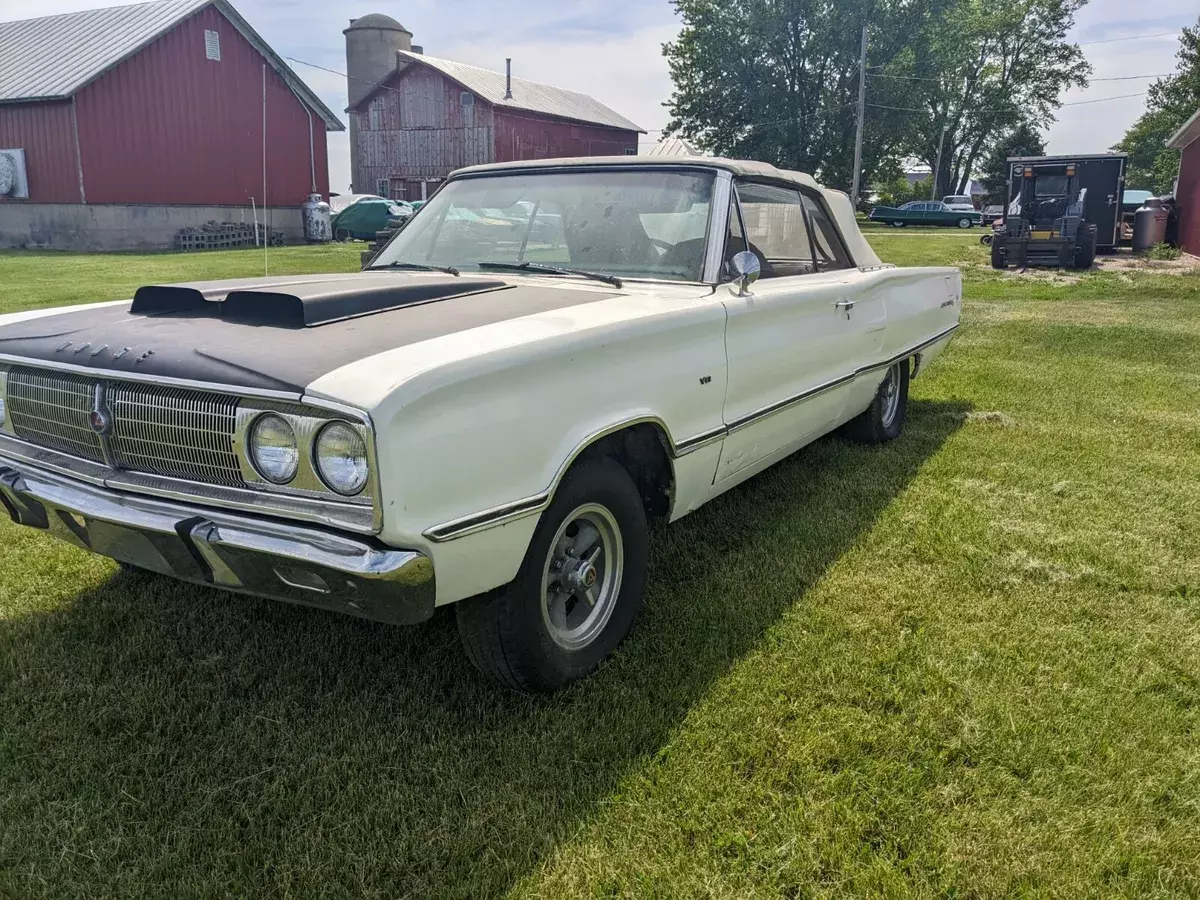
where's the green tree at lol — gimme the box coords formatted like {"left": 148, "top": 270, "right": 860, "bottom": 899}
{"left": 979, "top": 122, "right": 1047, "bottom": 203}
{"left": 662, "top": 0, "right": 937, "bottom": 198}
{"left": 874, "top": 0, "right": 1089, "bottom": 198}
{"left": 663, "top": 0, "right": 1089, "bottom": 202}
{"left": 1113, "top": 19, "right": 1200, "bottom": 193}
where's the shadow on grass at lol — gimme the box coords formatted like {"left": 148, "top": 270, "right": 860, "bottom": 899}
{"left": 0, "top": 400, "right": 967, "bottom": 899}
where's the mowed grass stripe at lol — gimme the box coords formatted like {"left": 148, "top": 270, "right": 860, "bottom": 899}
{"left": 0, "top": 241, "right": 1198, "bottom": 898}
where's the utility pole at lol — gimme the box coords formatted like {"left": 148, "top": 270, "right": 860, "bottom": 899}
{"left": 931, "top": 124, "right": 948, "bottom": 200}
{"left": 850, "top": 24, "right": 868, "bottom": 206}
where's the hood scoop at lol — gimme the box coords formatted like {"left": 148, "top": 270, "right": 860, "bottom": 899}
{"left": 131, "top": 276, "right": 512, "bottom": 328}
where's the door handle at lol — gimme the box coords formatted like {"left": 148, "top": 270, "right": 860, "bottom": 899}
{"left": 834, "top": 299, "right": 856, "bottom": 310}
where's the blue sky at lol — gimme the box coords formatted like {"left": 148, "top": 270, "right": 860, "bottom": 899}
{"left": 2, "top": 0, "right": 1198, "bottom": 192}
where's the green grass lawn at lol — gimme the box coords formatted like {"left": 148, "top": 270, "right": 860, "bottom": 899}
{"left": 1, "top": 240, "right": 1199, "bottom": 898}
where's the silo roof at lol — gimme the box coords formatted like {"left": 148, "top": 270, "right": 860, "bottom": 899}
{"left": 0, "top": 0, "right": 344, "bottom": 130}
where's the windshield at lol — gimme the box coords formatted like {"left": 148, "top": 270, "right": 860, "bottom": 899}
{"left": 944, "top": 196, "right": 971, "bottom": 205}
{"left": 1034, "top": 176, "right": 1069, "bottom": 197}
{"left": 369, "top": 169, "right": 715, "bottom": 282}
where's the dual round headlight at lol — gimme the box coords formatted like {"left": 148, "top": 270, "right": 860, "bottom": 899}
{"left": 248, "top": 415, "right": 369, "bottom": 496}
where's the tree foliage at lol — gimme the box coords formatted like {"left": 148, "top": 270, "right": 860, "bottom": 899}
{"left": 979, "top": 122, "right": 1047, "bottom": 202}
{"left": 663, "top": 0, "right": 1089, "bottom": 200}
{"left": 662, "top": 0, "right": 918, "bottom": 192}
{"left": 1113, "top": 19, "right": 1200, "bottom": 193}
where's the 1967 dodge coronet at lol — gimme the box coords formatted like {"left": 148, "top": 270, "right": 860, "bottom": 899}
{"left": 0, "top": 157, "right": 960, "bottom": 692}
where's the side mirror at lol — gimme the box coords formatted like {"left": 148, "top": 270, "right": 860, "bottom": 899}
{"left": 729, "top": 250, "right": 761, "bottom": 295}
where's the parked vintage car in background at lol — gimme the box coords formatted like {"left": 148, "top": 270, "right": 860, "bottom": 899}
{"left": 0, "top": 157, "right": 961, "bottom": 693}
{"left": 942, "top": 194, "right": 977, "bottom": 213}
{"left": 329, "top": 194, "right": 414, "bottom": 242}
{"left": 869, "top": 200, "right": 982, "bottom": 228}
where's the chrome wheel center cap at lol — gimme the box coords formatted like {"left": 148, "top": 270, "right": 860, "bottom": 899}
{"left": 564, "top": 560, "right": 597, "bottom": 592}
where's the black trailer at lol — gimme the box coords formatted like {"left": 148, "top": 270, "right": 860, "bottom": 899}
{"left": 991, "top": 153, "right": 1127, "bottom": 269}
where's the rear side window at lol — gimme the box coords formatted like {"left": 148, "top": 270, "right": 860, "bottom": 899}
{"left": 800, "top": 194, "right": 852, "bottom": 271}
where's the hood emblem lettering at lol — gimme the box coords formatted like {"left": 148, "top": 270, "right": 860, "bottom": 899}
{"left": 73, "top": 342, "right": 92, "bottom": 355}
{"left": 90, "top": 344, "right": 109, "bottom": 357}
{"left": 55, "top": 341, "right": 72, "bottom": 353}
{"left": 134, "top": 350, "right": 155, "bottom": 364}
{"left": 113, "top": 347, "right": 131, "bottom": 360}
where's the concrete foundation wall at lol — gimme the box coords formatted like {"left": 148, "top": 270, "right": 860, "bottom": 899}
{"left": 0, "top": 203, "right": 304, "bottom": 251}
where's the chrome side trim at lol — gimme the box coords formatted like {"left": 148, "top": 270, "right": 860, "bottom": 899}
{"left": 422, "top": 323, "right": 961, "bottom": 543}
{"left": 853, "top": 323, "right": 960, "bottom": 378}
{"left": 674, "top": 426, "right": 728, "bottom": 456}
{"left": 424, "top": 493, "right": 550, "bottom": 543}
{"left": 424, "top": 415, "right": 699, "bottom": 543}
{"left": 726, "top": 372, "right": 857, "bottom": 434}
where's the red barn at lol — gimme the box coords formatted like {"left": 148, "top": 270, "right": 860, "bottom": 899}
{"left": 1168, "top": 107, "right": 1200, "bottom": 257}
{"left": 344, "top": 15, "right": 644, "bottom": 202}
{"left": 0, "top": 0, "right": 343, "bottom": 250}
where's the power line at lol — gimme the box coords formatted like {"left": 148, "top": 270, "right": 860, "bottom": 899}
{"left": 869, "top": 70, "right": 1171, "bottom": 83}
{"left": 867, "top": 90, "right": 1146, "bottom": 114}
{"left": 1076, "top": 31, "right": 1179, "bottom": 45}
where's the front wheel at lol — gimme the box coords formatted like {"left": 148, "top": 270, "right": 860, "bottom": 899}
{"left": 845, "top": 359, "right": 909, "bottom": 444}
{"left": 890, "top": 220, "right": 907, "bottom": 228}
{"left": 456, "top": 457, "right": 649, "bottom": 693}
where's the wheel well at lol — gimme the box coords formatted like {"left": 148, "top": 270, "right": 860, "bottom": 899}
{"left": 571, "top": 423, "right": 675, "bottom": 523}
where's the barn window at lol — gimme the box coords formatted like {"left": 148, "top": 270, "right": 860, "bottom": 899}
{"left": 204, "top": 29, "right": 221, "bottom": 61}
{"left": 376, "top": 179, "right": 390, "bottom": 199}
{"left": 369, "top": 97, "right": 384, "bottom": 131}
{"left": 460, "top": 92, "right": 474, "bottom": 108}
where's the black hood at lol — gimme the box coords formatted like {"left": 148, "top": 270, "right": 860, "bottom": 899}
{"left": 0, "top": 273, "right": 617, "bottom": 393}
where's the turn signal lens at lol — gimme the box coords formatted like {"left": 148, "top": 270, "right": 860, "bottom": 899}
{"left": 249, "top": 414, "right": 299, "bottom": 484}
{"left": 314, "top": 422, "right": 369, "bottom": 495}
{"left": 0, "top": 396, "right": 6, "bottom": 428}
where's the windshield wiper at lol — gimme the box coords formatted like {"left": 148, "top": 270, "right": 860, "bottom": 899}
{"left": 478, "top": 261, "right": 623, "bottom": 289}
{"left": 372, "top": 261, "right": 460, "bottom": 277}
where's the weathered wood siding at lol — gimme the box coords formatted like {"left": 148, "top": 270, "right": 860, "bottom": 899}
{"left": 356, "top": 66, "right": 493, "bottom": 200}
{"left": 494, "top": 111, "right": 637, "bottom": 162}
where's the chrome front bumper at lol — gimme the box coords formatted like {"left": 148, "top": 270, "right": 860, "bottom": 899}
{"left": 0, "top": 459, "right": 435, "bottom": 626}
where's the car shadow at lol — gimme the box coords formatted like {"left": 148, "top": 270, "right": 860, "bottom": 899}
{"left": 0, "top": 399, "right": 968, "bottom": 898}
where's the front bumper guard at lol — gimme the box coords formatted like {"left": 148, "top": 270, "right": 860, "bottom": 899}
{"left": 0, "top": 459, "right": 435, "bottom": 626}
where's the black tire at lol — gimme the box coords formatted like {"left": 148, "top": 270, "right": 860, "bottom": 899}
{"left": 845, "top": 359, "right": 910, "bottom": 444}
{"left": 455, "top": 457, "right": 649, "bottom": 694}
{"left": 890, "top": 221, "right": 907, "bottom": 228}
{"left": 991, "top": 243, "right": 1007, "bottom": 269}
{"left": 1073, "top": 226, "right": 1097, "bottom": 270}
{"left": 957, "top": 218, "right": 973, "bottom": 229}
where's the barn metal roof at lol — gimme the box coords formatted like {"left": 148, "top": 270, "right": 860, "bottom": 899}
{"left": 645, "top": 136, "right": 709, "bottom": 157}
{"left": 0, "top": 0, "right": 344, "bottom": 130}
{"left": 395, "top": 50, "right": 644, "bottom": 134}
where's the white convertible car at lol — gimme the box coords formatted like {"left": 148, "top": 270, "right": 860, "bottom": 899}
{"left": 0, "top": 158, "right": 960, "bottom": 692}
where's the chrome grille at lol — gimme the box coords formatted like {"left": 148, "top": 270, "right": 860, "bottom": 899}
{"left": 108, "top": 383, "right": 242, "bottom": 486}
{"left": 7, "top": 367, "right": 105, "bottom": 462}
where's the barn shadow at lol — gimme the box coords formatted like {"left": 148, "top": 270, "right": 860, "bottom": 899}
{"left": 0, "top": 399, "right": 967, "bottom": 898}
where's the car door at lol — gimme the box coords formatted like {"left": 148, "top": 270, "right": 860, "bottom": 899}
{"left": 716, "top": 181, "right": 865, "bottom": 483}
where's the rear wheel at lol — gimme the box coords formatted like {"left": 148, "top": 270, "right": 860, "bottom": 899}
{"left": 845, "top": 360, "right": 909, "bottom": 444}
{"left": 456, "top": 457, "right": 649, "bottom": 693}
{"left": 957, "top": 217, "right": 973, "bottom": 229}
{"left": 1073, "top": 225, "right": 1097, "bottom": 270}
{"left": 890, "top": 220, "right": 907, "bottom": 228}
